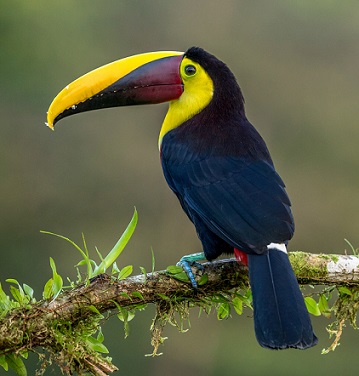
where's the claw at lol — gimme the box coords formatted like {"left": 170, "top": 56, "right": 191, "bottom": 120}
{"left": 176, "top": 252, "right": 205, "bottom": 289}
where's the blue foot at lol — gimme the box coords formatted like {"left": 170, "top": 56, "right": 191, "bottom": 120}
{"left": 177, "top": 252, "right": 205, "bottom": 289}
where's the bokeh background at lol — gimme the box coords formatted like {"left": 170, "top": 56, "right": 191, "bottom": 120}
{"left": 1, "top": 1, "right": 359, "bottom": 375}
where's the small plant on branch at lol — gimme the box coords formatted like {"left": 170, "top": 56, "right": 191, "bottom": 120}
{"left": 0, "top": 209, "right": 358, "bottom": 375}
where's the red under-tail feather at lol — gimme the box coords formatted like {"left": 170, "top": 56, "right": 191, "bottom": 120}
{"left": 234, "top": 248, "right": 248, "bottom": 266}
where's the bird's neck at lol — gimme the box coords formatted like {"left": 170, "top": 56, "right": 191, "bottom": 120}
{"left": 158, "top": 77, "right": 214, "bottom": 149}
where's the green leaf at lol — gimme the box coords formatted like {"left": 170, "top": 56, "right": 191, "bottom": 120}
{"left": 19, "top": 351, "right": 28, "bottom": 360}
{"left": 156, "top": 293, "right": 170, "bottom": 301}
{"left": 127, "top": 311, "right": 135, "bottom": 322}
{"left": 139, "top": 266, "right": 147, "bottom": 283}
{"left": 118, "top": 265, "right": 133, "bottom": 280}
{"left": 344, "top": 238, "right": 358, "bottom": 256}
{"left": 43, "top": 279, "right": 54, "bottom": 300}
{"left": 232, "top": 297, "right": 243, "bottom": 315}
{"left": 47, "top": 258, "right": 63, "bottom": 300}
{"left": 75, "top": 259, "right": 88, "bottom": 266}
{"left": 0, "top": 283, "right": 11, "bottom": 311}
{"left": 111, "top": 262, "right": 121, "bottom": 274}
{"left": 171, "top": 271, "right": 190, "bottom": 282}
{"left": 52, "top": 274, "right": 63, "bottom": 300}
{"left": 9, "top": 286, "right": 24, "bottom": 304}
{"left": 132, "top": 291, "right": 144, "bottom": 300}
{"left": 5, "top": 354, "right": 27, "bottom": 376}
{"left": 49, "top": 257, "right": 57, "bottom": 274}
{"left": 86, "top": 336, "right": 109, "bottom": 354}
{"left": 166, "top": 265, "right": 183, "bottom": 274}
{"left": 151, "top": 247, "right": 155, "bottom": 273}
{"left": 119, "top": 292, "right": 132, "bottom": 300}
{"left": 210, "top": 294, "right": 229, "bottom": 304}
{"left": 133, "top": 303, "right": 147, "bottom": 311}
{"left": 41, "top": 231, "right": 87, "bottom": 257}
{"left": 318, "top": 294, "right": 331, "bottom": 318}
{"left": 117, "top": 307, "right": 135, "bottom": 338}
{"left": 305, "top": 297, "right": 321, "bottom": 316}
{"left": 217, "top": 302, "right": 230, "bottom": 320}
{"left": 22, "top": 284, "right": 34, "bottom": 300}
{"left": 236, "top": 290, "right": 253, "bottom": 308}
{"left": 93, "top": 209, "right": 138, "bottom": 277}
{"left": 337, "top": 286, "right": 352, "bottom": 296}
{"left": 6, "top": 280, "right": 25, "bottom": 303}
{"left": 88, "top": 305, "right": 102, "bottom": 315}
{"left": 94, "top": 246, "right": 105, "bottom": 265}
{"left": 97, "top": 327, "right": 105, "bottom": 343}
{"left": 117, "top": 309, "right": 127, "bottom": 322}
{"left": 0, "top": 355, "right": 8, "bottom": 371}
{"left": 198, "top": 273, "right": 208, "bottom": 286}
{"left": 41, "top": 231, "right": 93, "bottom": 279}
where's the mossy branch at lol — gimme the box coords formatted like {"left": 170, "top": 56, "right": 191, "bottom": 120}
{"left": 0, "top": 251, "right": 358, "bottom": 375}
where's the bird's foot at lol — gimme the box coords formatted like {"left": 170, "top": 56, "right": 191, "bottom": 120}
{"left": 177, "top": 252, "right": 205, "bottom": 289}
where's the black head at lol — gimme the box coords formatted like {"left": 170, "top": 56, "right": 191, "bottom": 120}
{"left": 184, "top": 47, "right": 245, "bottom": 118}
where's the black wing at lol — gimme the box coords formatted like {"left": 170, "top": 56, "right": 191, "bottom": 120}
{"left": 161, "top": 139, "right": 294, "bottom": 255}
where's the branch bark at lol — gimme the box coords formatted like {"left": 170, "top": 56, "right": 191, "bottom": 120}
{"left": 0, "top": 251, "right": 358, "bottom": 375}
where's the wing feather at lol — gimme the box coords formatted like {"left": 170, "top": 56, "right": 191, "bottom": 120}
{"left": 163, "top": 151, "right": 294, "bottom": 253}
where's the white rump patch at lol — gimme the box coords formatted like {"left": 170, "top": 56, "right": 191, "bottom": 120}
{"left": 267, "top": 243, "right": 288, "bottom": 254}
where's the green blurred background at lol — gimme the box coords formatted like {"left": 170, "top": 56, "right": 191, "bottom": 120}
{"left": 1, "top": 1, "right": 359, "bottom": 374}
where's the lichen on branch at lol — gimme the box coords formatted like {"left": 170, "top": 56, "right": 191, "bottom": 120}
{"left": 0, "top": 251, "right": 358, "bottom": 375}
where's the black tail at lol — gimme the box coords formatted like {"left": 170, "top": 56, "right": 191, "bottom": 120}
{"left": 248, "top": 248, "right": 318, "bottom": 349}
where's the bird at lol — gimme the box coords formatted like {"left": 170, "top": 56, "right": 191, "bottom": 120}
{"left": 47, "top": 46, "right": 318, "bottom": 350}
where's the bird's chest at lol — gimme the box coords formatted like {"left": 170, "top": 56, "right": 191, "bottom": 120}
{"left": 161, "top": 121, "right": 236, "bottom": 166}
{"left": 160, "top": 125, "right": 243, "bottom": 193}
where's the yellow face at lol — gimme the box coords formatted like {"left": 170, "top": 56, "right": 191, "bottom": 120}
{"left": 158, "top": 56, "right": 214, "bottom": 147}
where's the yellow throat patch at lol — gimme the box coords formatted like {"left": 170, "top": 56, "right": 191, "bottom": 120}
{"left": 158, "top": 57, "right": 214, "bottom": 148}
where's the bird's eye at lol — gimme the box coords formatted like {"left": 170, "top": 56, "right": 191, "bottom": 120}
{"left": 184, "top": 65, "right": 197, "bottom": 76}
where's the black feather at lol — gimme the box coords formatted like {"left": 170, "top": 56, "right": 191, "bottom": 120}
{"left": 248, "top": 249, "right": 318, "bottom": 349}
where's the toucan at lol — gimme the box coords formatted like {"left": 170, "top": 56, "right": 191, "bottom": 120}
{"left": 47, "top": 47, "right": 318, "bottom": 350}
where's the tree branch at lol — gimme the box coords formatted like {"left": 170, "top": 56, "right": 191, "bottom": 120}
{"left": 0, "top": 251, "right": 358, "bottom": 375}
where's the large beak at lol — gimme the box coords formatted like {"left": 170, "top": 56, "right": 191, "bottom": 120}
{"left": 46, "top": 51, "right": 184, "bottom": 129}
